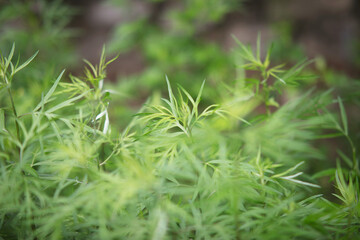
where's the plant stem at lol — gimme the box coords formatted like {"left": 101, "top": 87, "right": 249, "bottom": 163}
{"left": 346, "top": 135, "right": 358, "bottom": 174}
{"left": 347, "top": 208, "right": 353, "bottom": 239}
{"left": 7, "top": 87, "right": 21, "bottom": 143}
{"left": 99, "top": 143, "right": 105, "bottom": 171}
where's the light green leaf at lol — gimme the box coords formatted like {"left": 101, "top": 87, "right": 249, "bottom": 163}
{"left": 13, "top": 50, "right": 39, "bottom": 75}
{"left": 5, "top": 43, "right": 15, "bottom": 72}
{"left": 46, "top": 91, "right": 88, "bottom": 114}
{"left": 337, "top": 96, "right": 348, "bottom": 135}
{"left": 34, "top": 70, "right": 65, "bottom": 112}
{"left": 0, "top": 109, "right": 4, "bottom": 131}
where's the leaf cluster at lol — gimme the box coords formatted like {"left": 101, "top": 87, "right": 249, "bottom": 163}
{"left": 0, "top": 40, "right": 359, "bottom": 240}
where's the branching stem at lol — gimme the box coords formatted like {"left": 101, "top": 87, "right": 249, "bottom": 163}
{"left": 7, "top": 87, "right": 21, "bottom": 143}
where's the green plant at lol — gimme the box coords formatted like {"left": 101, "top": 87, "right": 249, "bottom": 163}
{"left": 0, "top": 38, "right": 359, "bottom": 240}
{"left": 138, "top": 78, "right": 222, "bottom": 137}
{"left": 107, "top": 0, "right": 240, "bottom": 104}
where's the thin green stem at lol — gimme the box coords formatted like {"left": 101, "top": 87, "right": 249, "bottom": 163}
{"left": 7, "top": 87, "right": 21, "bottom": 143}
{"left": 347, "top": 216, "right": 351, "bottom": 237}
{"left": 262, "top": 83, "right": 271, "bottom": 116}
{"left": 345, "top": 135, "right": 358, "bottom": 174}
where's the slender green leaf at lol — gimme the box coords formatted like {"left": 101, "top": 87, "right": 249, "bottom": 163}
{"left": 34, "top": 70, "right": 65, "bottom": 112}
{"left": 337, "top": 96, "right": 348, "bottom": 135}
{"left": 13, "top": 50, "right": 38, "bottom": 75}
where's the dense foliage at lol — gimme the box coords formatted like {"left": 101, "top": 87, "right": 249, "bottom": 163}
{"left": 0, "top": 0, "right": 359, "bottom": 239}
{"left": 0, "top": 38, "right": 359, "bottom": 239}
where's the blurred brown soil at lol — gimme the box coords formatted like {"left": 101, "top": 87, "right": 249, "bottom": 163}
{"left": 66, "top": 0, "right": 360, "bottom": 81}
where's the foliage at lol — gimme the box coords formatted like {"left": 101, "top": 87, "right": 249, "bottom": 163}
{"left": 0, "top": 0, "right": 77, "bottom": 115}
{"left": 0, "top": 37, "right": 359, "bottom": 240}
{"left": 107, "top": 0, "right": 240, "bottom": 100}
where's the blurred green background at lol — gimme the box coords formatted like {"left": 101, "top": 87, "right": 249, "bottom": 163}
{"left": 1, "top": 0, "right": 359, "bottom": 163}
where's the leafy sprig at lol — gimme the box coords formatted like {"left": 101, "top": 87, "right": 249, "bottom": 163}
{"left": 139, "top": 77, "right": 220, "bottom": 137}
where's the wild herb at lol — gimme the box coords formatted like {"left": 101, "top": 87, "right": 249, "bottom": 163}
{"left": 0, "top": 39, "right": 359, "bottom": 239}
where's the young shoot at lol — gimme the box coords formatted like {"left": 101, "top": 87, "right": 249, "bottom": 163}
{"left": 139, "top": 77, "right": 220, "bottom": 137}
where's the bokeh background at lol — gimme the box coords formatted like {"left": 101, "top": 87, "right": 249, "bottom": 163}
{"left": 1, "top": 0, "right": 359, "bottom": 146}
{"left": 1, "top": 0, "right": 360, "bottom": 78}
{"left": 68, "top": 0, "right": 360, "bottom": 79}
